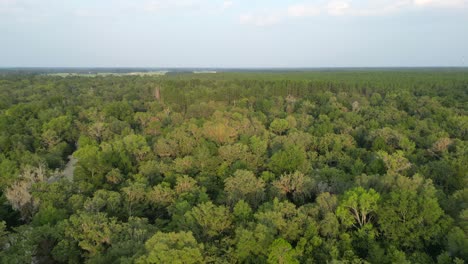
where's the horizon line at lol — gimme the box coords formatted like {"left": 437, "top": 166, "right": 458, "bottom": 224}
{"left": 1, "top": 66, "right": 468, "bottom": 69}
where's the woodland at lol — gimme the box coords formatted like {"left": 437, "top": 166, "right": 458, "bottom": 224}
{"left": 0, "top": 71, "right": 467, "bottom": 263}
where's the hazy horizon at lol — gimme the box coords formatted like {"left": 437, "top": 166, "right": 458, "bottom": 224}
{"left": 2, "top": 66, "right": 468, "bottom": 70}
{"left": 1, "top": 0, "right": 468, "bottom": 68}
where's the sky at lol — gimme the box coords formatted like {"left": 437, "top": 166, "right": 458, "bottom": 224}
{"left": 1, "top": 0, "right": 468, "bottom": 68}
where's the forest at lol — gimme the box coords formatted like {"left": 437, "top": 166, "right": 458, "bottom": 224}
{"left": 0, "top": 70, "right": 466, "bottom": 263}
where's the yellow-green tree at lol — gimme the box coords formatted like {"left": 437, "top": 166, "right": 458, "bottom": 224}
{"left": 137, "top": 231, "right": 204, "bottom": 264}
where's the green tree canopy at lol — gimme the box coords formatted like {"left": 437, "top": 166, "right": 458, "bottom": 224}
{"left": 137, "top": 231, "right": 204, "bottom": 264}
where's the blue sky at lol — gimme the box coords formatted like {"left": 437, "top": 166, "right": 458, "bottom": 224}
{"left": 1, "top": 0, "right": 467, "bottom": 67}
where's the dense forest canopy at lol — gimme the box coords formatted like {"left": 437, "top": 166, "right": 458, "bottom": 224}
{"left": 0, "top": 71, "right": 467, "bottom": 263}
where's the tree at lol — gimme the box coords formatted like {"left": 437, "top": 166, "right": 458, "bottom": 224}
{"left": 173, "top": 156, "right": 196, "bottom": 175}
{"left": 377, "top": 150, "right": 411, "bottom": 175}
{"left": 219, "top": 143, "right": 249, "bottom": 166}
{"left": 255, "top": 198, "right": 307, "bottom": 241}
{"left": 122, "top": 182, "right": 147, "bottom": 217}
{"left": 88, "top": 217, "right": 155, "bottom": 263}
{"left": 121, "top": 134, "right": 151, "bottom": 163}
{"left": 0, "top": 224, "right": 44, "bottom": 264}
{"left": 270, "top": 118, "right": 290, "bottom": 135}
{"left": 1, "top": 69, "right": 468, "bottom": 263}
{"left": 32, "top": 204, "right": 67, "bottom": 226}
{"left": 370, "top": 127, "right": 415, "bottom": 153}
{"left": 377, "top": 179, "right": 445, "bottom": 250}
{"left": 187, "top": 202, "right": 232, "bottom": 238}
{"left": 147, "top": 183, "right": 175, "bottom": 208}
{"left": 273, "top": 171, "right": 314, "bottom": 203}
{"left": 447, "top": 226, "right": 468, "bottom": 260}
{"left": 137, "top": 231, "right": 204, "bottom": 264}
{"left": 268, "top": 238, "right": 300, "bottom": 264}
{"left": 0, "top": 221, "right": 8, "bottom": 249}
{"left": 336, "top": 187, "right": 380, "bottom": 229}
{"left": 224, "top": 170, "right": 265, "bottom": 207}
{"left": 103, "top": 101, "right": 133, "bottom": 123}
{"left": 315, "top": 192, "right": 341, "bottom": 238}
{"left": 73, "top": 145, "right": 107, "bottom": 187}
{"left": 233, "top": 200, "right": 253, "bottom": 223}
{"left": 83, "top": 189, "right": 122, "bottom": 216}
{"left": 269, "top": 146, "right": 307, "bottom": 175}
{"left": 5, "top": 164, "right": 47, "bottom": 221}
{"left": 249, "top": 135, "right": 268, "bottom": 158}
{"left": 62, "top": 212, "right": 121, "bottom": 257}
{"left": 202, "top": 121, "right": 237, "bottom": 145}
{"left": 154, "top": 138, "right": 177, "bottom": 158}
{"left": 174, "top": 175, "right": 207, "bottom": 206}
{"left": 232, "top": 224, "right": 274, "bottom": 262}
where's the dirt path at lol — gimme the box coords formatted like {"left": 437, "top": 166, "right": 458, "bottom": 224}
{"left": 62, "top": 155, "right": 77, "bottom": 181}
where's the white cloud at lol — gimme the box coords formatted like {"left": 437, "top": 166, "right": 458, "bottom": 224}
{"left": 350, "top": 0, "right": 468, "bottom": 16}
{"left": 413, "top": 0, "right": 468, "bottom": 8}
{"left": 239, "top": 0, "right": 467, "bottom": 27}
{"left": 240, "top": 2, "right": 320, "bottom": 26}
{"left": 344, "top": 0, "right": 412, "bottom": 16}
{"left": 3, "top": 0, "right": 467, "bottom": 26}
{"left": 139, "top": 0, "right": 235, "bottom": 14}
{"left": 287, "top": 4, "right": 320, "bottom": 17}
{"left": 0, "top": 0, "right": 35, "bottom": 13}
{"left": 239, "top": 12, "right": 282, "bottom": 26}
{"left": 0, "top": 0, "right": 62, "bottom": 20}
{"left": 239, "top": 13, "right": 253, "bottom": 24}
{"left": 222, "top": 0, "right": 233, "bottom": 10}
{"left": 327, "top": 1, "right": 351, "bottom": 16}
{"left": 142, "top": 0, "right": 191, "bottom": 12}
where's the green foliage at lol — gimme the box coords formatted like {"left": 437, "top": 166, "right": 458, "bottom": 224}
{"left": 447, "top": 226, "right": 468, "bottom": 260}
{"left": 0, "top": 71, "right": 466, "bottom": 263}
{"left": 255, "top": 198, "right": 308, "bottom": 241}
{"left": 273, "top": 171, "right": 314, "bottom": 204}
{"left": 269, "top": 145, "right": 307, "bottom": 174}
{"left": 232, "top": 224, "right": 274, "bottom": 262}
{"left": 32, "top": 204, "right": 67, "bottom": 226}
{"left": 187, "top": 201, "right": 232, "bottom": 238}
{"left": 62, "top": 212, "right": 121, "bottom": 257}
{"left": 0, "top": 221, "right": 8, "bottom": 248}
{"left": 268, "top": 238, "right": 300, "bottom": 264}
{"left": 336, "top": 187, "right": 380, "bottom": 228}
{"left": 378, "top": 177, "right": 445, "bottom": 250}
{"left": 233, "top": 200, "right": 253, "bottom": 223}
{"left": 137, "top": 231, "right": 204, "bottom": 264}
{"left": 224, "top": 169, "right": 265, "bottom": 207}
{"left": 270, "top": 118, "right": 290, "bottom": 135}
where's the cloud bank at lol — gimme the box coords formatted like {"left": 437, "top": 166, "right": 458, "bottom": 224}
{"left": 1, "top": 0, "right": 467, "bottom": 26}
{"left": 239, "top": 0, "right": 468, "bottom": 26}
